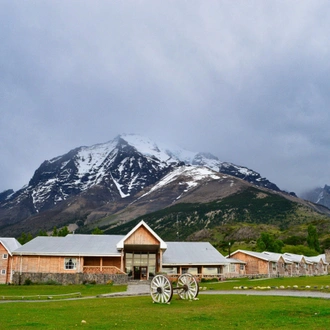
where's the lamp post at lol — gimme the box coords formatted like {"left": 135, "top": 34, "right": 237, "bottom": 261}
{"left": 228, "top": 242, "right": 231, "bottom": 258}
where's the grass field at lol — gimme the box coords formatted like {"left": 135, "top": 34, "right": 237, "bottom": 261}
{"left": 0, "top": 283, "right": 126, "bottom": 300}
{"left": 1, "top": 277, "right": 330, "bottom": 329}
{"left": 201, "top": 275, "right": 330, "bottom": 291}
{"left": 1, "top": 294, "right": 330, "bottom": 329}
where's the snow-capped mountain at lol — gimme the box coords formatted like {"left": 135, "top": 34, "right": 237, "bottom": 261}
{"left": 0, "top": 133, "right": 281, "bottom": 234}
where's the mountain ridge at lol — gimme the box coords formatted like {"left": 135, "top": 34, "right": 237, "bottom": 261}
{"left": 301, "top": 185, "right": 330, "bottom": 209}
{"left": 0, "top": 133, "right": 327, "bottom": 238}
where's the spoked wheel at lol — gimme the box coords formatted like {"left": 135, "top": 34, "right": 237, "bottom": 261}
{"left": 150, "top": 275, "right": 173, "bottom": 304}
{"left": 177, "top": 273, "right": 199, "bottom": 300}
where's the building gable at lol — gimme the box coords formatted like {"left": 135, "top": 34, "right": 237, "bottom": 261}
{"left": 124, "top": 226, "right": 160, "bottom": 245}
{"left": 0, "top": 238, "right": 21, "bottom": 256}
{"left": 117, "top": 220, "right": 167, "bottom": 250}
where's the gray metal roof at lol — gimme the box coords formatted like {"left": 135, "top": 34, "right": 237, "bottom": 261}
{"left": 282, "top": 252, "right": 306, "bottom": 263}
{"left": 262, "top": 251, "right": 293, "bottom": 263}
{"left": 163, "top": 242, "right": 228, "bottom": 266}
{"left": 0, "top": 238, "right": 21, "bottom": 255}
{"left": 13, "top": 235, "right": 124, "bottom": 256}
{"left": 12, "top": 234, "right": 230, "bottom": 266}
{"left": 226, "top": 257, "right": 246, "bottom": 264}
{"left": 231, "top": 250, "right": 283, "bottom": 262}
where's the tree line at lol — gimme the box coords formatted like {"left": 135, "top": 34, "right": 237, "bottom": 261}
{"left": 17, "top": 226, "right": 104, "bottom": 244}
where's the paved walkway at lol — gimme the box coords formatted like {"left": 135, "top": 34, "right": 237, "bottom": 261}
{"left": 3, "top": 282, "right": 330, "bottom": 303}
{"left": 100, "top": 280, "right": 151, "bottom": 298}
{"left": 101, "top": 281, "right": 330, "bottom": 299}
{"left": 199, "top": 290, "right": 330, "bottom": 299}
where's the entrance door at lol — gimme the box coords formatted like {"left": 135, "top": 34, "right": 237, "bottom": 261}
{"left": 134, "top": 266, "right": 141, "bottom": 280}
{"left": 133, "top": 266, "right": 148, "bottom": 280}
{"left": 140, "top": 266, "right": 148, "bottom": 280}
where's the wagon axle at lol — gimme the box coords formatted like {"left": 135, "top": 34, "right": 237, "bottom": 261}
{"left": 150, "top": 273, "right": 199, "bottom": 304}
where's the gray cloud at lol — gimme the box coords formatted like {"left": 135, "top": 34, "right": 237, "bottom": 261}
{"left": 1, "top": 1, "right": 330, "bottom": 195}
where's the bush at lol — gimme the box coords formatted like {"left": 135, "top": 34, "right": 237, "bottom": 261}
{"left": 44, "top": 280, "right": 60, "bottom": 285}
{"left": 24, "top": 278, "right": 33, "bottom": 285}
{"left": 201, "top": 278, "right": 219, "bottom": 283}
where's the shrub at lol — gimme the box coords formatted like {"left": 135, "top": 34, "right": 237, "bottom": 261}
{"left": 44, "top": 280, "right": 60, "bottom": 285}
{"left": 201, "top": 278, "right": 219, "bottom": 283}
{"left": 24, "top": 278, "right": 33, "bottom": 285}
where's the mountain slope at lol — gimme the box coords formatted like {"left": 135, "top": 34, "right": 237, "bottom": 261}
{"left": 102, "top": 184, "right": 330, "bottom": 242}
{"left": 0, "top": 134, "right": 322, "bottom": 237}
{"left": 301, "top": 185, "right": 330, "bottom": 209}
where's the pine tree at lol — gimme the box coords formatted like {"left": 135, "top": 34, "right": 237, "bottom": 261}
{"left": 92, "top": 227, "right": 104, "bottom": 235}
{"left": 256, "top": 232, "right": 283, "bottom": 253}
{"left": 307, "top": 224, "right": 320, "bottom": 253}
{"left": 58, "top": 226, "right": 70, "bottom": 237}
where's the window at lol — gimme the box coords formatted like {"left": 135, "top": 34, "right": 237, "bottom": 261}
{"left": 1, "top": 269, "right": 6, "bottom": 275}
{"left": 163, "top": 267, "right": 177, "bottom": 274}
{"left": 2, "top": 254, "right": 8, "bottom": 259}
{"left": 64, "top": 258, "right": 77, "bottom": 270}
{"left": 240, "top": 264, "right": 245, "bottom": 271}
{"left": 203, "top": 267, "right": 218, "bottom": 275}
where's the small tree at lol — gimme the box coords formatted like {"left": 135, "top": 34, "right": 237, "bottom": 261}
{"left": 256, "top": 232, "right": 283, "bottom": 253}
{"left": 307, "top": 224, "right": 320, "bottom": 253}
{"left": 52, "top": 227, "right": 58, "bottom": 236}
{"left": 18, "top": 232, "right": 33, "bottom": 245}
{"left": 92, "top": 227, "right": 104, "bottom": 235}
{"left": 58, "top": 226, "right": 70, "bottom": 237}
{"left": 37, "top": 229, "right": 48, "bottom": 236}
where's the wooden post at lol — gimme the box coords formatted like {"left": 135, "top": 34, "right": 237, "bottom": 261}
{"left": 159, "top": 250, "right": 163, "bottom": 272}
{"left": 120, "top": 250, "right": 124, "bottom": 272}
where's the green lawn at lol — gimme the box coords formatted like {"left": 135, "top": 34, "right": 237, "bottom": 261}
{"left": 1, "top": 294, "right": 330, "bottom": 329}
{"left": 1, "top": 278, "right": 330, "bottom": 329}
{"left": 201, "top": 275, "right": 330, "bottom": 291}
{"left": 0, "top": 283, "right": 126, "bottom": 300}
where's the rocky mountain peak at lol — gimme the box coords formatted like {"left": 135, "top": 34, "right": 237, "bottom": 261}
{"left": 301, "top": 185, "right": 330, "bottom": 209}
{"left": 0, "top": 134, "right": 282, "bottom": 235}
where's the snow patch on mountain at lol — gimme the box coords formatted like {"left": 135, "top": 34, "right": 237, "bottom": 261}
{"left": 0, "top": 133, "right": 281, "bottom": 219}
{"left": 140, "top": 165, "right": 221, "bottom": 199}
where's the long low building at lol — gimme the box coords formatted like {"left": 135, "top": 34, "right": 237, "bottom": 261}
{"left": 0, "top": 238, "right": 21, "bottom": 284}
{"left": 2, "top": 223, "right": 328, "bottom": 284}
{"left": 5, "top": 221, "right": 234, "bottom": 284}
{"left": 229, "top": 249, "right": 329, "bottom": 277}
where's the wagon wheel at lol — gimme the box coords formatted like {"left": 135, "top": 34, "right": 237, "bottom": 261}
{"left": 177, "top": 273, "right": 199, "bottom": 300}
{"left": 150, "top": 275, "right": 173, "bottom": 304}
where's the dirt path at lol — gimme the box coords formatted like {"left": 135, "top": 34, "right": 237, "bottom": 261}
{"left": 2, "top": 284, "right": 330, "bottom": 303}
{"left": 199, "top": 290, "right": 330, "bottom": 299}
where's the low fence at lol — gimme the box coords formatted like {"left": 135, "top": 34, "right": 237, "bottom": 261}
{"left": 12, "top": 272, "right": 128, "bottom": 285}
{"left": 82, "top": 266, "right": 125, "bottom": 274}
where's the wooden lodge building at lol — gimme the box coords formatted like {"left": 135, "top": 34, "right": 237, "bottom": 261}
{"left": 1, "top": 221, "right": 329, "bottom": 285}
{"left": 0, "top": 238, "right": 21, "bottom": 284}
{"left": 7, "top": 221, "right": 230, "bottom": 285}
{"left": 229, "top": 250, "right": 328, "bottom": 278}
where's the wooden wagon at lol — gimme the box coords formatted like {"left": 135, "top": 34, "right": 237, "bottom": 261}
{"left": 150, "top": 273, "right": 199, "bottom": 304}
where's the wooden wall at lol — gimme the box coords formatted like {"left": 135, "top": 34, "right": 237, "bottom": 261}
{"left": 12, "top": 255, "right": 122, "bottom": 275}
{"left": 12, "top": 255, "right": 78, "bottom": 274}
{"left": 0, "top": 243, "right": 9, "bottom": 284}
{"left": 230, "top": 251, "right": 269, "bottom": 275}
{"left": 125, "top": 226, "right": 160, "bottom": 245}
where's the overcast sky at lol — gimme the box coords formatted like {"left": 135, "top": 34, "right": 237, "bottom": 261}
{"left": 1, "top": 1, "right": 330, "bottom": 196}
